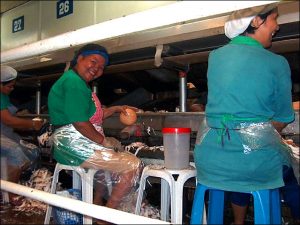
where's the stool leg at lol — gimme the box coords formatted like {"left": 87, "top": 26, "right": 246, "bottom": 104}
{"left": 135, "top": 175, "right": 147, "bottom": 215}
{"left": 83, "top": 170, "right": 95, "bottom": 204}
{"left": 161, "top": 179, "right": 170, "bottom": 221}
{"left": 173, "top": 169, "right": 198, "bottom": 224}
{"left": 253, "top": 189, "right": 281, "bottom": 225}
{"left": 203, "top": 204, "right": 207, "bottom": 224}
{"left": 82, "top": 170, "right": 93, "bottom": 225}
{"left": 173, "top": 179, "right": 187, "bottom": 224}
{"left": 252, "top": 189, "right": 271, "bottom": 224}
{"left": 191, "top": 184, "right": 207, "bottom": 224}
{"left": 73, "top": 171, "right": 81, "bottom": 190}
{"left": 207, "top": 189, "right": 224, "bottom": 224}
{"left": 1, "top": 157, "right": 9, "bottom": 203}
{"left": 271, "top": 189, "right": 281, "bottom": 224}
{"left": 104, "top": 171, "right": 112, "bottom": 196}
{"left": 44, "top": 166, "right": 61, "bottom": 224}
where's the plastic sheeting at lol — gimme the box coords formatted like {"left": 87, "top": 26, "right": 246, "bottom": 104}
{"left": 196, "top": 119, "right": 294, "bottom": 159}
{"left": 51, "top": 124, "right": 143, "bottom": 208}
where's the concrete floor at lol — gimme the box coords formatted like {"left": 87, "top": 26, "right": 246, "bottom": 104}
{"left": 1, "top": 156, "right": 298, "bottom": 225}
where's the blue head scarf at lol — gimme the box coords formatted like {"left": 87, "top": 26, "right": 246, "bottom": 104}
{"left": 71, "top": 43, "right": 109, "bottom": 68}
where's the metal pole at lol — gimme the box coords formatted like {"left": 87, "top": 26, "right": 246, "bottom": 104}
{"left": 36, "top": 82, "right": 41, "bottom": 115}
{"left": 179, "top": 71, "right": 187, "bottom": 112}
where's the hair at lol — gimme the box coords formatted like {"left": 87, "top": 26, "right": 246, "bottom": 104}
{"left": 243, "top": 7, "right": 278, "bottom": 35}
{"left": 70, "top": 43, "right": 109, "bottom": 68}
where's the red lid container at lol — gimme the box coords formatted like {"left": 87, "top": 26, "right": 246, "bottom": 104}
{"left": 162, "top": 127, "right": 191, "bottom": 134}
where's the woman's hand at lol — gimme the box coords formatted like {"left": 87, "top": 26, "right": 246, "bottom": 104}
{"left": 102, "top": 105, "right": 140, "bottom": 119}
{"left": 32, "top": 118, "right": 47, "bottom": 131}
{"left": 1, "top": 109, "right": 45, "bottom": 131}
{"left": 118, "top": 105, "right": 139, "bottom": 115}
{"left": 102, "top": 137, "right": 124, "bottom": 152}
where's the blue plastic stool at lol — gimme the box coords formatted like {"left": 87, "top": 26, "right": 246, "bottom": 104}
{"left": 191, "top": 183, "right": 282, "bottom": 225}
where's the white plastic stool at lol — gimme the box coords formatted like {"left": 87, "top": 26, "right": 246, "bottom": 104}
{"left": 44, "top": 163, "right": 111, "bottom": 225}
{"left": 135, "top": 164, "right": 197, "bottom": 224}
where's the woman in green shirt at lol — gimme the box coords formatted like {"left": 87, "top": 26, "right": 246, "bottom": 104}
{"left": 48, "top": 44, "right": 142, "bottom": 211}
{"left": 1, "top": 66, "right": 44, "bottom": 204}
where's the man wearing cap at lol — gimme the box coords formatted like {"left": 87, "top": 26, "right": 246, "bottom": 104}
{"left": 193, "top": 4, "right": 299, "bottom": 224}
{"left": 48, "top": 43, "right": 142, "bottom": 215}
{"left": 1, "top": 65, "right": 44, "bottom": 204}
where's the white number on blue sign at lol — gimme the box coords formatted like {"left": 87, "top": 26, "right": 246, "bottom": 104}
{"left": 57, "top": 0, "right": 73, "bottom": 18}
{"left": 12, "top": 16, "right": 24, "bottom": 33}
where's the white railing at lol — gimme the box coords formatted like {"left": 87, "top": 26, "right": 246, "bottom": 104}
{"left": 1, "top": 180, "right": 169, "bottom": 224}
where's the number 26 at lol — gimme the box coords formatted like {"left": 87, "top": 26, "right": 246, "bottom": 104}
{"left": 59, "top": 0, "right": 70, "bottom": 16}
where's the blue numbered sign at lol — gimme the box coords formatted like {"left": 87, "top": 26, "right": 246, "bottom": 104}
{"left": 12, "top": 16, "right": 24, "bottom": 33}
{"left": 57, "top": 0, "right": 73, "bottom": 19}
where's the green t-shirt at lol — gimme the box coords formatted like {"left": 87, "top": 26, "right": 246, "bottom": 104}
{"left": 0, "top": 92, "right": 10, "bottom": 110}
{"left": 48, "top": 69, "right": 96, "bottom": 125}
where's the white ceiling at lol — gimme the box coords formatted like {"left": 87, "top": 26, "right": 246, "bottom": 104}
{"left": 1, "top": 1, "right": 299, "bottom": 74}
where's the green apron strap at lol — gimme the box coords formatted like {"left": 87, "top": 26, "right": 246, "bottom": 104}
{"left": 207, "top": 114, "right": 272, "bottom": 146}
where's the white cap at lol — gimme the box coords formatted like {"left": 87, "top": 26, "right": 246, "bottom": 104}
{"left": 1, "top": 66, "right": 18, "bottom": 82}
{"left": 225, "top": 15, "right": 255, "bottom": 39}
{"left": 224, "top": 3, "right": 278, "bottom": 39}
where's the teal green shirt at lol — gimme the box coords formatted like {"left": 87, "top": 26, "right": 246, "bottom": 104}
{"left": 48, "top": 69, "right": 96, "bottom": 125}
{"left": 206, "top": 36, "right": 294, "bottom": 127}
{"left": 0, "top": 93, "right": 10, "bottom": 110}
{"left": 194, "top": 36, "right": 294, "bottom": 192}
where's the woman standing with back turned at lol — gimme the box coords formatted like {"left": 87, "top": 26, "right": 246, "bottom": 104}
{"left": 193, "top": 3, "right": 299, "bottom": 224}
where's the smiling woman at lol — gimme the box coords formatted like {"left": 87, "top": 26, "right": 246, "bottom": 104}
{"left": 47, "top": 43, "right": 143, "bottom": 219}
{"left": 70, "top": 44, "right": 109, "bottom": 83}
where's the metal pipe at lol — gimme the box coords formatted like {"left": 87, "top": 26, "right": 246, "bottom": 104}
{"left": 0, "top": 180, "right": 169, "bottom": 224}
{"left": 36, "top": 83, "right": 41, "bottom": 115}
{"left": 1, "top": 1, "right": 277, "bottom": 64}
{"left": 179, "top": 71, "right": 187, "bottom": 112}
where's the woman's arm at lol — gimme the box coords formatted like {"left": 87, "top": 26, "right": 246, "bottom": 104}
{"left": 73, "top": 121, "right": 105, "bottom": 145}
{"left": 271, "top": 120, "right": 289, "bottom": 133}
{"left": 1, "top": 109, "right": 43, "bottom": 130}
{"left": 72, "top": 121, "right": 117, "bottom": 148}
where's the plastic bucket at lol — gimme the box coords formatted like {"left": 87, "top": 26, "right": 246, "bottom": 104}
{"left": 162, "top": 127, "right": 191, "bottom": 169}
{"left": 54, "top": 189, "right": 83, "bottom": 225}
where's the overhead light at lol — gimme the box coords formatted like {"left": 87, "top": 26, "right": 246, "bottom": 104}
{"left": 1, "top": 1, "right": 278, "bottom": 64}
{"left": 39, "top": 57, "right": 52, "bottom": 62}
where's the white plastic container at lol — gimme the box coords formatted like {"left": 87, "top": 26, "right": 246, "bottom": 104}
{"left": 162, "top": 127, "right": 191, "bottom": 170}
